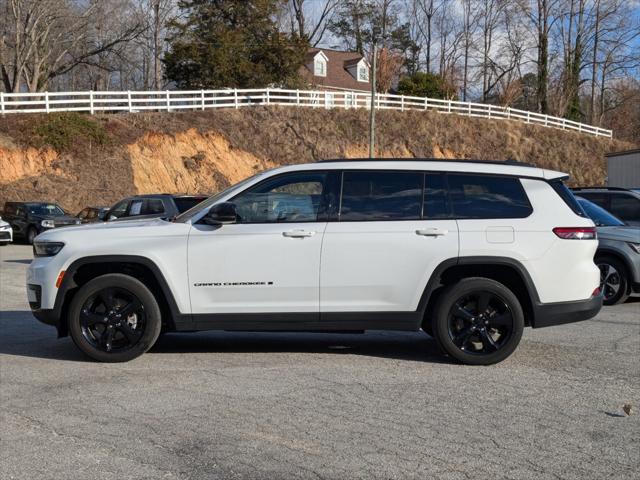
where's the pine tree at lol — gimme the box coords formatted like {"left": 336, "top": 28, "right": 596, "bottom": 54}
{"left": 163, "top": 0, "right": 307, "bottom": 88}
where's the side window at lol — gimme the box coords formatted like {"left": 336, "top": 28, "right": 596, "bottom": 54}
{"left": 109, "top": 200, "right": 129, "bottom": 219}
{"left": 577, "top": 192, "right": 609, "bottom": 211}
{"left": 16, "top": 206, "right": 26, "bottom": 217}
{"left": 340, "top": 171, "right": 422, "bottom": 221}
{"left": 128, "top": 199, "right": 144, "bottom": 216}
{"left": 448, "top": 174, "right": 532, "bottom": 219}
{"left": 609, "top": 194, "right": 640, "bottom": 223}
{"left": 77, "top": 209, "right": 88, "bottom": 219}
{"left": 232, "top": 172, "right": 328, "bottom": 223}
{"left": 424, "top": 174, "right": 450, "bottom": 219}
{"left": 142, "top": 199, "right": 165, "bottom": 215}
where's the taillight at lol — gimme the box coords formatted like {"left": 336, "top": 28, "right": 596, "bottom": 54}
{"left": 553, "top": 227, "right": 597, "bottom": 240}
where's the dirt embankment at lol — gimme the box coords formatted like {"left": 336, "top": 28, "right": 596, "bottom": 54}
{"left": 0, "top": 107, "right": 634, "bottom": 213}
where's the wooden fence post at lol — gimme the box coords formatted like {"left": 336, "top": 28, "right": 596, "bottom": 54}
{"left": 45, "top": 92, "right": 50, "bottom": 113}
{"left": 0, "top": 92, "right": 4, "bottom": 115}
{"left": 89, "top": 91, "right": 94, "bottom": 114}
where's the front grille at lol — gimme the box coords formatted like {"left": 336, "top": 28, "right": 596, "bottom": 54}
{"left": 0, "top": 231, "right": 10, "bottom": 240}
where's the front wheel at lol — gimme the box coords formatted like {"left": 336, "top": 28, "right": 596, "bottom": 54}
{"left": 432, "top": 278, "right": 524, "bottom": 365}
{"left": 68, "top": 274, "right": 162, "bottom": 362}
{"left": 27, "top": 227, "right": 38, "bottom": 245}
{"left": 596, "top": 256, "right": 630, "bottom": 306}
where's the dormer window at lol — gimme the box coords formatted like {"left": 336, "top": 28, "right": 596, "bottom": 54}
{"left": 358, "top": 64, "right": 369, "bottom": 82}
{"left": 314, "top": 55, "right": 327, "bottom": 77}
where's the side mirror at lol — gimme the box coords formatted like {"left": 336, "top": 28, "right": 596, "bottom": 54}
{"left": 203, "top": 202, "right": 238, "bottom": 225}
{"left": 97, "top": 211, "right": 107, "bottom": 221}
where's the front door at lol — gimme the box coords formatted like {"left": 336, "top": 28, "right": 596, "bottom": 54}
{"left": 320, "top": 171, "right": 459, "bottom": 314}
{"left": 188, "top": 171, "right": 333, "bottom": 317}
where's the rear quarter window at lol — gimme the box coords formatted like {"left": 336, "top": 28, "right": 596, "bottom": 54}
{"left": 551, "top": 182, "right": 587, "bottom": 217}
{"left": 448, "top": 174, "right": 532, "bottom": 219}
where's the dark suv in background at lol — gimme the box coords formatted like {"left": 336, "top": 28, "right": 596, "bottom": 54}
{"left": 2, "top": 202, "right": 80, "bottom": 244}
{"left": 572, "top": 187, "right": 640, "bottom": 226}
{"left": 104, "top": 194, "right": 208, "bottom": 221}
{"left": 76, "top": 206, "right": 109, "bottom": 223}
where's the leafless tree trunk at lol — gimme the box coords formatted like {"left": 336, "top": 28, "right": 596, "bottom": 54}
{"left": 288, "top": 0, "right": 338, "bottom": 46}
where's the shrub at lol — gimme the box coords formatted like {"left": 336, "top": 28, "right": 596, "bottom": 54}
{"left": 397, "top": 72, "right": 457, "bottom": 100}
{"left": 33, "top": 113, "right": 108, "bottom": 151}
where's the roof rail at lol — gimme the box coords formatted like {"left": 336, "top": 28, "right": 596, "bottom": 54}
{"left": 572, "top": 186, "right": 629, "bottom": 191}
{"left": 315, "top": 158, "right": 536, "bottom": 168}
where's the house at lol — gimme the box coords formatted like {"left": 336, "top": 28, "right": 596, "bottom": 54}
{"left": 300, "top": 48, "right": 371, "bottom": 92}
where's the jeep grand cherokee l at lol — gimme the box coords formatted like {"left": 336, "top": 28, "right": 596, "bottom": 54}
{"left": 27, "top": 159, "right": 603, "bottom": 365}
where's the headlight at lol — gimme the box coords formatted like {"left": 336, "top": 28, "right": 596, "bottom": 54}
{"left": 0, "top": 224, "right": 9, "bottom": 230}
{"left": 41, "top": 219, "right": 55, "bottom": 228}
{"left": 628, "top": 242, "right": 640, "bottom": 254}
{"left": 33, "top": 242, "right": 65, "bottom": 257}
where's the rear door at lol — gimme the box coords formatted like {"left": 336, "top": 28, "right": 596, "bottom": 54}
{"left": 320, "top": 171, "right": 459, "bottom": 314}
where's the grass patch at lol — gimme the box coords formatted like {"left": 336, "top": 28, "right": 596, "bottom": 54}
{"left": 32, "top": 113, "right": 108, "bottom": 151}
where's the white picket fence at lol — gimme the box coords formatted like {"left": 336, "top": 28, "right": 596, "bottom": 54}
{"left": 0, "top": 88, "right": 612, "bottom": 138}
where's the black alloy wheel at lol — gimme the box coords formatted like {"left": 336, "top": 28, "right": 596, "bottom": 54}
{"left": 447, "top": 291, "right": 514, "bottom": 355}
{"left": 432, "top": 278, "right": 524, "bottom": 365}
{"left": 69, "top": 274, "right": 162, "bottom": 362}
{"left": 80, "top": 287, "right": 146, "bottom": 353}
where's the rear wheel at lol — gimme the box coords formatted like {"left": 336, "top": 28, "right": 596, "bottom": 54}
{"left": 432, "top": 278, "right": 524, "bottom": 365}
{"left": 596, "top": 256, "right": 630, "bottom": 306}
{"left": 68, "top": 274, "right": 162, "bottom": 362}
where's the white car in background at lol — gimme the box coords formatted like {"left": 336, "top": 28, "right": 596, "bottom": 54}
{"left": 0, "top": 216, "right": 13, "bottom": 245}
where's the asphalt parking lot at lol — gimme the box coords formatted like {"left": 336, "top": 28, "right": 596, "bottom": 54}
{"left": 1, "top": 243, "right": 638, "bottom": 480}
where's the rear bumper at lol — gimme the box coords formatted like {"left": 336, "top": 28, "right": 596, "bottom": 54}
{"left": 531, "top": 293, "right": 603, "bottom": 328}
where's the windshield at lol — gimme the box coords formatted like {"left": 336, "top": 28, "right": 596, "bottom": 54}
{"left": 174, "top": 172, "right": 267, "bottom": 223}
{"left": 576, "top": 197, "right": 625, "bottom": 226}
{"left": 28, "top": 204, "right": 65, "bottom": 216}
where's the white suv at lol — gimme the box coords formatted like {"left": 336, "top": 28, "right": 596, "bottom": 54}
{"left": 27, "top": 160, "right": 603, "bottom": 365}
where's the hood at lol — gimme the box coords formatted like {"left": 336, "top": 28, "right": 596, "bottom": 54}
{"left": 35, "top": 217, "right": 187, "bottom": 243}
{"left": 35, "top": 214, "right": 81, "bottom": 226}
{"left": 597, "top": 226, "right": 640, "bottom": 243}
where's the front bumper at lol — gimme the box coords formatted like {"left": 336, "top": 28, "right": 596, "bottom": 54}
{"left": 531, "top": 293, "right": 603, "bottom": 328}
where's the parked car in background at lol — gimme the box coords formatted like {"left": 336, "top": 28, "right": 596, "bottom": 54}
{"left": 576, "top": 196, "right": 640, "bottom": 305}
{"left": 27, "top": 159, "right": 602, "bottom": 364}
{"left": 0, "top": 216, "right": 13, "bottom": 245}
{"left": 76, "top": 207, "right": 109, "bottom": 223}
{"left": 104, "top": 194, "right": 208, "bottom": 222}
{"left": 2, "top": 202, "right": 81, "bottom": 244}
{"left": 572, "top": 187, "right": 640, "bottom": 226}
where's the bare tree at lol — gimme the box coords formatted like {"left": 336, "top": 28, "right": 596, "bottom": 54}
{"left": 288, "top": 0, "right": 338, "bottom": 46}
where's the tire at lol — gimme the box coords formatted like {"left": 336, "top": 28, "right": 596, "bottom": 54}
{"left": 432, "top": 277, "right": 525, "bottom": 365}
{"left": 596, "top": 256, "right": 630, "bottom": 306}
{"left": 27, "top": 227, "right": 37, "bottom": 245}
{"left": 68, "top": 273, "right": 162, "bottom": 362}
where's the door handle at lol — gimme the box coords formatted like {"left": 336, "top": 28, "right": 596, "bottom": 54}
{"left": 283, "top": 229, "right": 316, "bottom": 238}
{"left": 416, "top": 228, "right": 448, "bottom": 237}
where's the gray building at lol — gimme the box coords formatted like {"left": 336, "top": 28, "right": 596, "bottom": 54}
{"left": 606, "top": 149, "right": 640, "bottom": 188}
